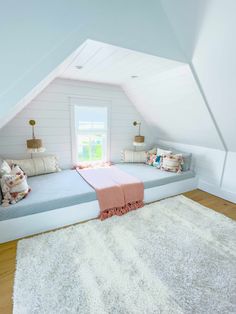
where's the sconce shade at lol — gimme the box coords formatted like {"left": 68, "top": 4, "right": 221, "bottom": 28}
{"left": 26, "top": 120, "right": 46, "bottom": 153}
{"left": 134, "top": 135, "right": 145, "bottom": 143}
{"left": 27, "top": 138, "right": 43, "bottom": 149}
{"left": 133, "top": 121, "right": 144, "bottom": 144}
{"left": 26, "top": 139, "right": 45, "bottom": 153}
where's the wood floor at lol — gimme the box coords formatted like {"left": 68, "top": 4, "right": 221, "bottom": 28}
{"left": 0, "top": 189, "right": 235, "bottom": 314}
{"left": 184, "top": 189, "right": 236, "bottom": 220}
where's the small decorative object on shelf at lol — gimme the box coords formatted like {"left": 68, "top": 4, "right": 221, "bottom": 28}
{"left": 26, "top": 120, "right": 46, "bottom": 154}
{"left": 133, "top": 121, "right": 145, "bottom": 144}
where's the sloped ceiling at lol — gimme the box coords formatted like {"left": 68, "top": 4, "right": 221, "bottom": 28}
{"left": 0, "top": 0, "right": 234, "bottom": 152}
{"left": 60, "top": 40, "right": 183, "bottom": 85}
{"left": 161, "top": 0, "right": 236, "bottom": 151}
{"left": 0, "top": 0, "right": 184, "bottom": 129}
{"left": 123, "top": 65, "right": 223, "bottom": 149}
{"left": 60, "top": 40, "right": 223, "bottom": 150}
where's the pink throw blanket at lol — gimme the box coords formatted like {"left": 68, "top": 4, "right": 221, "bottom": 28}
{"left": 77, "top": 166, "right": 144, "bottom": 220}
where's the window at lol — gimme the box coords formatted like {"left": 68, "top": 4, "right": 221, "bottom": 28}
{"left": 73, "top": 105, "right": 108, "bottom": 162}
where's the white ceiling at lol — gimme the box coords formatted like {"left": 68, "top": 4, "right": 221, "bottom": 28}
{"left": 124, "top": 64, "right": 224, "bottom": 149}
{"left": 59, "top": 39, "right": 224, "bottom": 150}
{"left": 59, "top": 39, "right": 183, "bottom": 85}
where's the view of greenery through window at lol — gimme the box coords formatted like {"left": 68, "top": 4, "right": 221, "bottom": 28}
{"left": 78, "top": 134, "right": 104, "bottom": 161}
{"left": 75, "top": 105, "right": 108, "bottom": 162}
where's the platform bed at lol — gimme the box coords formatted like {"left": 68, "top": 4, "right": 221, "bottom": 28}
{"left": 0, "top": 164, "right": 197, "bottom": 243}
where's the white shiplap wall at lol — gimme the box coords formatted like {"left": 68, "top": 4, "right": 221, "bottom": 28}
{"left": 0, "top": 78, "right": 153, "bottom": 168}
{"left": 156, "top": 139, "right": 226, "bottom": 186}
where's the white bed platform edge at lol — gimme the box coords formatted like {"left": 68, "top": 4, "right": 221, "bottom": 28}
{"left": 0, "top": 176, "right": 198, "bottom": 243}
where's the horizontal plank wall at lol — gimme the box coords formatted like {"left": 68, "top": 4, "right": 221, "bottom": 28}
{"left": 0, "top": 78, "right": 153, "bottom": 169}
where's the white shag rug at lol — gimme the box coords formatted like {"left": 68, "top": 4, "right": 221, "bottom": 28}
{"left": 13, "top": 195, "right": 236, "bottom": 314}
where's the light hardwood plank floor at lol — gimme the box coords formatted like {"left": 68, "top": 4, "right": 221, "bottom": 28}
{"left": 0, "top": 189, "right": 235, "bottom": 314}
{"left": 183, "top": 189, "right": 236, "bottom": 220}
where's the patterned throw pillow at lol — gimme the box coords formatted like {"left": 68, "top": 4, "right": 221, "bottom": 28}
{"left": 146, "top": 148, "right": 172, "bottom": 167}
{"left": 0, "top": 160, "right": 12, "bottom": 205}
{"left": 160, "top": 154, "right": 183, "bottom": 173}
{"left": 153, "top": 155, "right": 162, "bottom": 168}
{"left": 146, "top": 152, "right": 156, "bottom": 166}
{"left": 1, "top": 164, "right": 31, "bottom": 207}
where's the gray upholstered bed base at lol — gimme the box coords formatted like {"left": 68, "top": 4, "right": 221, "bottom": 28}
{"left": 0, "top": 164, "right": 197, "bottom": 243}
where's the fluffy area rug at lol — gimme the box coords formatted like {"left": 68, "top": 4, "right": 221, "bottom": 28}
{"left": 13, "top": 195, "right": 236, "bottom": 314}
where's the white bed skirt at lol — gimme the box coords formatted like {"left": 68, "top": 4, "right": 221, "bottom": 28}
{"left": 0, "top": 177, "right": 198, "bottom": 243}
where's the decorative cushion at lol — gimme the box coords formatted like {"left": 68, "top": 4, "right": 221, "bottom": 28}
{"left": 156, "top": 145, "right": 192, "bottom": 171}
{"left": 145, "top": 147, "right": 172, "bottom": 168}
{"left": 146, "top": 153, "right": 157, "bottom": 166}
{"left": 156, "top": 148, "right": 172, "bottom": 156}
{"left": 121, "top": 150, "right": 146, "bottom": 163}
{"left": 0, "top": 160, "right": 12, "bottom": 204}
{"left": 1, "top": 164, "right": 31, "bottom": 206}
{"left": 160, "top": 154, "right": 183, "bottom": 173}
{"left": 0, "top": 160, "right": 11, "bottom": 177}
{"left": 0, "top": 158, "right": 6, "bottom": 204}
{"left": 182, "top": 153, "right": 192, "bottom": 171}
{"left": 153, "top": 155, "right": 162, "bottom": 168}
{"left": 7, "top": 156, "right": 61, "bottom": 177}
{"left": 172, "top": 151, "right": 192, "bottom": 171}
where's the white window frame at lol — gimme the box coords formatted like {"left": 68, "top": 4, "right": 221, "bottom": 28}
{"left": 70, "top": 97, "right": 111, "bottom": 164}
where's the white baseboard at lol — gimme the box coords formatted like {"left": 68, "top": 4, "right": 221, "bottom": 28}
{"left": 198, "top": 179, "right": 236, "bottom": 203}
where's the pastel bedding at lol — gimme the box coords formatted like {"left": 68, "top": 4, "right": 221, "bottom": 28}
{"left": 77, "top": 166, "right": 144, "bottom": 220}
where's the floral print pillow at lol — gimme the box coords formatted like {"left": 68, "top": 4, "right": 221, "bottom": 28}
{"left": 146, "top": 151, "right": 163, "bottom": 167}
{"left": 1, "top": 164, "right": 31, "bottom": 207}
{"left": 160, "top": 154, "right": 183, "bottom": 173}
{"left": 146, "top": 153, "right": 158, "bottom": 166}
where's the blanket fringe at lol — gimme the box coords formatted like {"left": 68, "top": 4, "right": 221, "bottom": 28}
{"left": 100, "top": 200, "right": 144, "bottom": 221}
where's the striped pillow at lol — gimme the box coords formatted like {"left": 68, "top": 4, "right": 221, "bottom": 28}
{"left": 121, "top": 150, "right": 146, "bottom": 163}
{"left": 7, "top": 156, "right": 61, "bottom": 177}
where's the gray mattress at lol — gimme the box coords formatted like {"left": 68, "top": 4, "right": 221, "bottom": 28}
{"left": 116, "top": 163, "right": 195, "bottom": 189}
{"left": 0, "top": 165, "right": 195, "bottom": 221}
{"left": 0, "top": 170, "right": 96, "bottom": 221}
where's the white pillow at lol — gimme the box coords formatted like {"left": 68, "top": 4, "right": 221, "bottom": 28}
{"left": 0, "top": 160, "right": 11, "bottom": 177}
{"left": 157, "top": 148, "right": 172, "bottom": 156}
{"left": 148, "top": 147, "right": 157, "bottom": 154}
{"left": 121, "top": 150, "right": 146, "bottom": 163}
{"left": 7, "top": 156, "right": 61, "bottom": 177}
